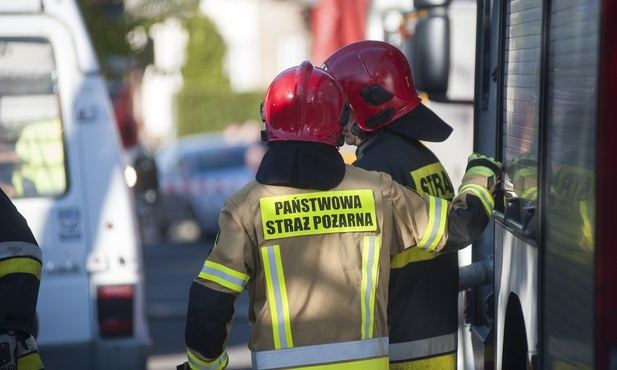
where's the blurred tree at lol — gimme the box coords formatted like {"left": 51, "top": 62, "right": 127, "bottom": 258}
{"left": 78, "top": 0, "right": 144, "bottom": 80}
{"left": 77, "top": 0, "right": 199, "bottom": 79}
{"left": 177, "top": 15, "right": 265, "bottom": 135}
{"left": 77, "top": 0, "right": 264, "bottom": 136}
{"left": 181, "top": 15, "right": 229, "bottom": 88}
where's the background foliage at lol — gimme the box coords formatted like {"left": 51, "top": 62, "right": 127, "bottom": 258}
{"left": 77, "top": 0, "right": 265, "bottom": 136}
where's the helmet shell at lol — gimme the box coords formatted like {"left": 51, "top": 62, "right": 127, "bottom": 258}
{"left": 263, "top": 60, "right": 347, "bottom": 147}
{"left": 322, "top": 40, "right": 422, "bottom": 132}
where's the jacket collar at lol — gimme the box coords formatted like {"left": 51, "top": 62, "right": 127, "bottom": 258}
{"left": 256, "top": 142, "right": 346, "bottom": 190}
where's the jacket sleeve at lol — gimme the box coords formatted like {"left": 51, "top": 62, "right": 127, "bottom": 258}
{"left": 183, "top": 196, "right": 252, "bottom": 369}
{"left": 439, "top": 170, "right": 495, "bottom": 253}
{"left": 0, "top": 188, "right": 42, "bottom": 335}
{"left": 389, "top": 167, "right": 496, "bottom": 254}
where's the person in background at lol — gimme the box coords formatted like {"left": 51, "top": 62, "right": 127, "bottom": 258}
{"left": 323, "top": 40, "right": 461, "bottom": 369}
{"left": 12, "top": 118, "right": 65, "bottom": 198}
{"left": 0, "top": 188, "right": 45, "bottom": 370}
{"left": 178, "top": 60, "right": 501, "bottom": 370}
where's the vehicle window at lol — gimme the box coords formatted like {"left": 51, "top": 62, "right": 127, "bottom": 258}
{"left": 195, "top": 146, "right": 247, "bottom": 173}
{"left": 500, "top": 0, "right": 542, "bottom": 223}
{"left": 0, "top": 38, "right": 66, "bottom": 199}
{"left": 542, "top": 0, "right": 598, "bottom": 364}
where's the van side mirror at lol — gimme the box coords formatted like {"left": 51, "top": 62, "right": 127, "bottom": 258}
{"left": 411, "top": 6, "right": 450, "bottom": 101}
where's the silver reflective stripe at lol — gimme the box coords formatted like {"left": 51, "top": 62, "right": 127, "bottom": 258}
{"left": 252, "top": 337, "right": 389, "bottom": 369}
{"left": 262, "top": 245, "right": 292, "bottom": 349}
{"left": 187, "top": 348, "right": 228, "bottom": 370}
{"left": 199, "top": 261, "right": 247, "bottom": 292}
{"left": 0, "top": 241, "right": 42, "bottom": 261}
{"left": 361, "top": 236, "right": 379, "bottom": 339}
{"left": 389, "top": 332, "right": 457, "bottom": 361}
{"left": 419, "top": 197, "right": 446, "bottom": 251}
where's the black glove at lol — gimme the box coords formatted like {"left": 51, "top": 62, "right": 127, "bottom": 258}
{"left": 505, "top": 154, "right": 538, "bottom": 198}
{"left": 465, "top": 153, "right": 503, "bottom": 191}
{"left": 177, "top": 362, "right": 189, "bottom": 370}
{"left": 0, "top": 331, "right": 44, "bottom": 370}
{"left": 466, "top": 153, "right": 503, "bottom": 176}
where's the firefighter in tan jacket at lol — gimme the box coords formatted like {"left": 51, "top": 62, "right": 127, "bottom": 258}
{"left": 179, "top": 61, "right": 501, "bottom": 370}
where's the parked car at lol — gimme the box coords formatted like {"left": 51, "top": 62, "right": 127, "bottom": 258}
{"left": 153, "top": 132, "right": 264, "bottom": 242}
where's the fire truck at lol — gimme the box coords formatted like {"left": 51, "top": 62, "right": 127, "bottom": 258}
{"left": 398, "top": 0, "right": 617, "bottom": 368}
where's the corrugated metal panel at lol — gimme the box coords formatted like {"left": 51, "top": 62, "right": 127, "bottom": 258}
{"left": 502, "top": 0, "right": 543, "bottom": 161}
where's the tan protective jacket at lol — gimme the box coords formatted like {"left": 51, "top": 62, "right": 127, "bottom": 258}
{"left": 184, "top": 164, "right": 494, "bottom": 370}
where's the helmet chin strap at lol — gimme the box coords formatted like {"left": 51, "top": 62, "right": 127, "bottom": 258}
{"left": 350, "top": 123, "right": 366, "bottom": 139}
{"left": 337, "top": 134, "right": 345, "bottom": 147}
{"left": 339, "top": 101, "right": 351, "bottom": 126}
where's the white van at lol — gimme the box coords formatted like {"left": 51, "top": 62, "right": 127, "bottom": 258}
{"left": 0, "top": 0, "right": 150, "bottom": 369}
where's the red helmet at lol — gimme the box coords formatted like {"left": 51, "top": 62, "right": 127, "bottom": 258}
{"left": 262, "top": 60, "right": 349, "bottom": 147}
{"left": 322, "top": 40, "right": 422, "bottom": 132}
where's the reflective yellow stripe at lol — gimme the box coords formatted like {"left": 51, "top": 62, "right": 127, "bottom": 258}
{"left": 521, "top": 187, "right": 538, "bottom": 201}
{"left": 464, "top": 166, "right": 494, "bottom": 178}
{"left": 259, "top": 190, "right": 377, "bottom": 240}
{"left": 458, "top": 183, "right": 494, "bottom": 216}
{"left": 294, "top": 356, "right": 389, "bottom": 369}
{"left": 16, "top": 351, "right": 44, "bottom": 370}
{"left": 0, "top": 257, "right": 42, "bottom": 280}
{"left": 198, "top": 260, "right": 248, "bottom": 293}
{"left": 390, "top": 247, "right": 438, "bottom": 268}
{"left": 361, "top": 236, "right": 380, "bottom": 339}
{"left": 187, "top": 349, "right": 228, "bottom": 370}
{"left": 252, "top": 337, "right": 389, "bottom": 369}
{"left": 389, "top": 332, "right": 457, "bottom": 362}
{"left": 389, "top": 352, "right": 456, "bottom": 370}
{"left": 417, "top": 197, "right": 447, "bottom": 252}
{"left": 551, "top": 359, "right": 593, "bottom": 370}
{"left": 580, "top": 200, "right": 594, "bottom": 251}
{"left": 261, "top": 245, "right": 293, "bottom": 349}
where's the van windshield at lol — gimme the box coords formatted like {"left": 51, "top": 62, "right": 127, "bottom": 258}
{"left": 0, "top": 38, "right": 66, "bottom": 199}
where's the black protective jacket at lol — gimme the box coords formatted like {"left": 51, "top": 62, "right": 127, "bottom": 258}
{"left": 355, "top": 126, "right": 460, "bottom": 367}
{"left": 0, "top": 189, "right": 42, "bottom": 335}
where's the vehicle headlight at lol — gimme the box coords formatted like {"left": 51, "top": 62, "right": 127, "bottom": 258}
{"left": 124, "top": 165, "right": 137, "bottom": 188}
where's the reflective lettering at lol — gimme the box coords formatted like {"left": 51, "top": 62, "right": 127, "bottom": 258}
{"left": 412, "top": 164, "right": 454, "bottom": 199}
{"left": 261, "top": 190, "right": 377, "bottom": 240}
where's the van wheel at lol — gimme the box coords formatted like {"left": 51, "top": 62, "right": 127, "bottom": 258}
{"left": 502, "top": 294, "right": 529, "bottom": 370}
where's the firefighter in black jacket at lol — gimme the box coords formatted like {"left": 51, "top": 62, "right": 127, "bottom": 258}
{"left": 0, "top": 188, "right": 44, "bottom": 370}
{"left": 323, "top": 40, "right": 462, "bottom": 369}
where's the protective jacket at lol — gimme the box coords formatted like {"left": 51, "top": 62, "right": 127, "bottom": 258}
{"left": 0, "top": 188, "right": 45, "bottom": 369}
{"left": 183, "top": 143, "right": 494, "bottom": 370}
{"left": 355, "top": 126, "right": 460, "bottom": 369}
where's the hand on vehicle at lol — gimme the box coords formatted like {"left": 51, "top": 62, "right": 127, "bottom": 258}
{"left": 465, "top": 153, "right": 503, "bottom": 190}
{"left": 505, "top": 153, "right": 538, "bottom": 199}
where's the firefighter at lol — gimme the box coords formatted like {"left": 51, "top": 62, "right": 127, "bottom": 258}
{"left": 178, "top": 60, "right": 501, "bottom": 370}
{"left": 322, "top": 40, "right": 461, "bottom": 369}
{"left": 0, "top": 188, "right": 45, "bottom": 370}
